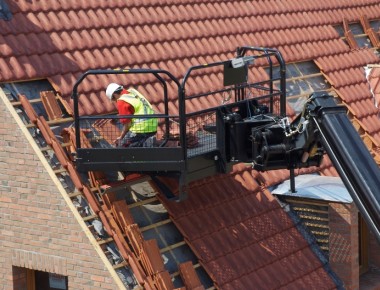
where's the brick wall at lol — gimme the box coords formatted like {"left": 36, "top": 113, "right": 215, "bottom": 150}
{"left": 0, "top": 96, "right": 120, "bottom": 289}
{"left": 329, "top": 202, "right": 359, "bottom": 290}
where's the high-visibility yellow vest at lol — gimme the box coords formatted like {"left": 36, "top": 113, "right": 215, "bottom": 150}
{"left": 119, "top": 88, "right": 158, "bottom": 133}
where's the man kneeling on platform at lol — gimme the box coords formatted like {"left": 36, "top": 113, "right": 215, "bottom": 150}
{"left": 106, "top": 83, "right": 158, "bottom": 147}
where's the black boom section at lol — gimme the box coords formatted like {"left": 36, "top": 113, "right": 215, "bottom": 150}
{"left": 311, "top": 93, "right": 380, "bottom": 242}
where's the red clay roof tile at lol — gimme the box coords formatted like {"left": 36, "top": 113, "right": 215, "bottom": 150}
{"left": 179, "top": 261, "right": 204, "bottom": 289}
{"left": 350, "top": 99, "right": 378, "bottom": 118}
{"left": 337, "top": 83, "right": 373, "bottom": 104}
{"left": 158, "top": 170, "right": 335, "bottom": 287}
{"left": 141, "top": 239, "right": 166, "bottom": 275}
{"left": 361, "top": 115, "right": 380, "bottom": 137}
{"left": 5, "top": 34, "right": 27, "bottom": 56}
{"left": 40, "top": 90, "right": 63, "bottom": 120}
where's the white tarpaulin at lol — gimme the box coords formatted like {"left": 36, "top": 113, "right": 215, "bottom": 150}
{"left": 271, "top": 174, "right": 352, "bottom": 203}
{"left": 364, "top": 65, "right": 380, "bottom": 108}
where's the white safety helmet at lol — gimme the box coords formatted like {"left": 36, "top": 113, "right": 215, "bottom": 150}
{"left": 106, "top": 83, "right": 123, "bottom": 100}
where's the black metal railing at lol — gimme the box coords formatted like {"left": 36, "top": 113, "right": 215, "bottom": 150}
{"left": 71, "top": 47, "right": 287, "bottom": 199}
{"left": 72, "top": 68, "right": 182, "bottom": 151}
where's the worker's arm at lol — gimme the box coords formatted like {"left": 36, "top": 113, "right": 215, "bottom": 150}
{"left": 114, "top": 100, "right": 135, "bottom": 146}
{"left": 114, "top": 122, "right": 132, "bottom": 145}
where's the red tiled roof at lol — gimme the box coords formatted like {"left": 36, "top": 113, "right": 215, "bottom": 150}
{"left": 158, "top": 171, "right": 337, "bottom": 289}
{"left": 1, "top": 0, "right": 380, "bottom": 117}
{"left": 315, "top": 49, "right": 380, "bottom": 146}
{"left": 5, "top": 0, "right": 380, "bottom": 288}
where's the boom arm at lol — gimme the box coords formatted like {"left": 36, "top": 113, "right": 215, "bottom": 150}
{"left": 249, "top": 92, "right": 380, "bottom": 242}
{"left": 308, "top": 93, "right": 380, "bottom": 242}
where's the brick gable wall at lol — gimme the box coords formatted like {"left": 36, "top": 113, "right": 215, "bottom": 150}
{"left": 0, "top": 93, "right": 121, "bottom": 289}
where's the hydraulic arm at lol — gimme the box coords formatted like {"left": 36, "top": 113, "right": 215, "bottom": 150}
{"left": 245, "top": 91, "right": 380, "bottom": 243}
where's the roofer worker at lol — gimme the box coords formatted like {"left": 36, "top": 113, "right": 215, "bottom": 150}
{"left": 106, "top": 83, "right": 158, "bottom": 147}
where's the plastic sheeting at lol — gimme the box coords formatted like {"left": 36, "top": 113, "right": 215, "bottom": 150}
{"left": 272, "top": 174, "right": 352, "bottom": 203}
